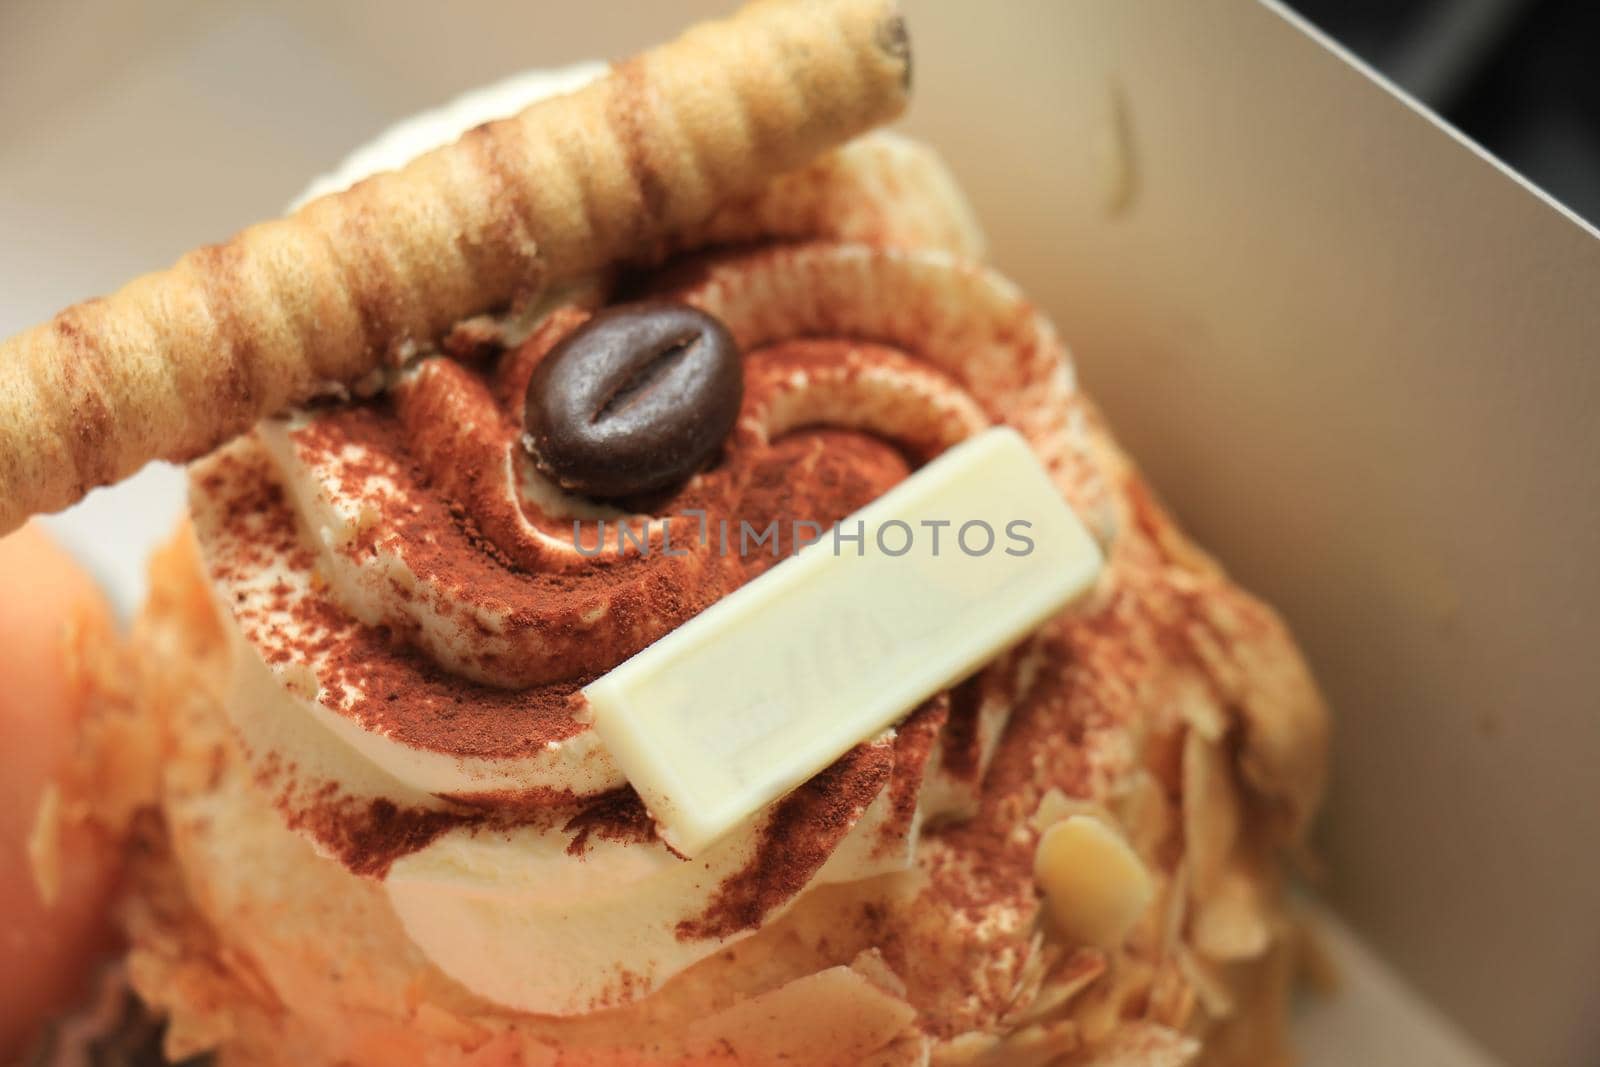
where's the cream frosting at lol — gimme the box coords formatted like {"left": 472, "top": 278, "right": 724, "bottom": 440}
{"left": 185, "top": 68, "right": 1114, "bottom": 1017}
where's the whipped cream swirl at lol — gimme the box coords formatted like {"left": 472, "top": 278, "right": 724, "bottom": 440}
{"left": 189, "top": 240, "right": 1112, "bottom": 1014}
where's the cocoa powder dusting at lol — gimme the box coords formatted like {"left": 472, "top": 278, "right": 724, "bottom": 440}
{"left": 881, "top": 697, "right": 946, "bottom": 852}
{"left": 203, "top": 327, "right": 931, "bottom": 877}
{"left": 200, "top": 240, "right": 1121, "bottom": 957}
{"left": 562, "top": 789, "right": 657, "bottom": 857}
{"left": 940, "top": 673, "right": 984, "bottom": 783}
{"left": 221, "top": 336, "right": 919, "bottom": 762}
{"left": 206, "top": 443, "right": 593, "bottom": 759}
{"left": 285, "top": 795, "right": 481, "bottom": 879}
{"left": 676, "top": 741, "right": 894, "bottom": 941}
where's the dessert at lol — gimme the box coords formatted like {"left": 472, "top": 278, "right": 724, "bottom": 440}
{"left": 6, "top": 2, "right": 1329, "bottom": 1064}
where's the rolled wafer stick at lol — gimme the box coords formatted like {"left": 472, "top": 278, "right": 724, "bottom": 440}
{"left": 0, "top": 0, "right": 911, "bottom": 536}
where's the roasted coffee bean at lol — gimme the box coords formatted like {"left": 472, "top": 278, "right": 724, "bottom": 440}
{"left": 522, "top": 301, "right": 742, "bottom": 499}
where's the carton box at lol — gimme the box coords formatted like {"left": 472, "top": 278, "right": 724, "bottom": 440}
{"left": 3, "top": 2, "right": 1595, "bottom": 1063}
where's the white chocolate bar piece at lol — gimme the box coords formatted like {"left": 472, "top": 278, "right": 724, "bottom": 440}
{"left": 584, "top": 427, "right": 1104, "bottom": 856}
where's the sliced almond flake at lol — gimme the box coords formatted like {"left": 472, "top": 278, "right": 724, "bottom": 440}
{"left": 1182, "top": 728, "right": 1242, "bottom": 901}
{"left": 1196, "top": 941, "right": 1298, "bottom": 1066}
{"left": 987, "top": 1018, "right": 1081, "bottom": 1066}
{"left": 1094, "top": 947, "right": 1197, "bottom": 1049}
{"left": 685, "top": 964, "right": 920, "bottom": 1064}
{"left": 1174, "top": 676, "right": 1228, "bottom": 741}
{"left": 1075, "top": 961, "right": 1137, "bottom": 1048}
{"left": 932, "top": 1030, "right": 1003, "bottom": 1064}
{"left": 1027, "top": 788, "right": 1104, "bottom": 835}
{"left": 215, "top": 945, "right": 282, "bottom": 1012}
{"left": 1188, "top": 589, "right": 1330, "bottom": 844}
{"left": 851, "top": 947, "right": 911, "bottom": 999}
{"left": 1015, "top": 947, "right": 1109, "bottom": 1024}
{"left": 1115, "top": 769, "right": 1172, "bottom": 862}
{"left": 1035, "top": 815, "right": 1156, "bottom": 950}
{"left": 1177, "top": 944, "right": 1237, "bottom": 1019}
{"left": 1193, "top": 867, "right": 1274, "bottom": 962}
{"left": 998, "top": 932, "right": 1057, "bottom": 1026}
{"left": 1080, "top": 1022, "right": 1201, "bottom": 1067}
{"left": 1160, "top": 860, "right": 1191, "bottom": 960}
{"left": 1145, "top": 961, "right": 1198, "bottom": 1030}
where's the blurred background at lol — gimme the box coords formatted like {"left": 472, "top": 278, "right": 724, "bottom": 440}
{"left": 1287, "top": 0, "right": 1600, "bottom": 222}
{"left": 3, "top": 0, "right": 1595, "bottom": 344}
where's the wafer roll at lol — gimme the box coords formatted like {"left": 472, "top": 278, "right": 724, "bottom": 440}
{"left": 0, "top": 0, "right": 911, "bottom": 535}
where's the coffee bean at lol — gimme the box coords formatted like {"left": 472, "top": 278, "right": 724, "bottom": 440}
{"left": 522, "top": 301, "right": 743, "bottom": 499}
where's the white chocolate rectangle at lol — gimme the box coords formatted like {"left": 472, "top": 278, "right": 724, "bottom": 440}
{"left": 583, "top": 427, "right": 1104, "bottom": 856}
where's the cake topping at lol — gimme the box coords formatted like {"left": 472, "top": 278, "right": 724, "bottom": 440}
{"left": 1033, "top": 814, "right": 1155, "bottom": 949}
{"left": 522, "top": 301, "right": 743, "bottom": 499}
{"left": 190, "top": 239, "right": 1116, "bottom": 1014}
{"left": 584, "top": 427, "right": 1105, "bottom": 856}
